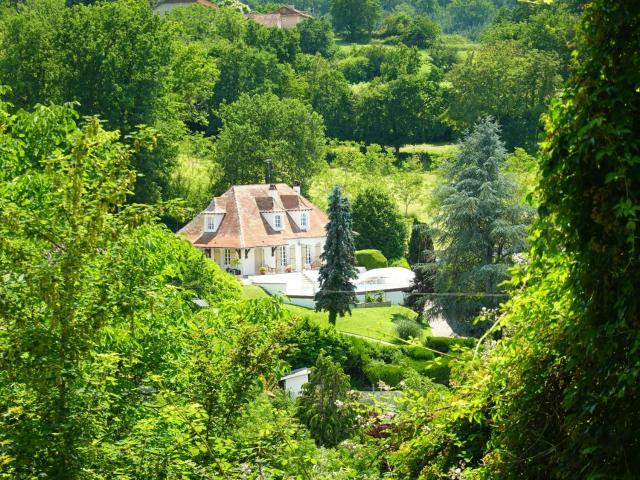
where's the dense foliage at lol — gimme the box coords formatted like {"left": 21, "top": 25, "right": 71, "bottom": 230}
{"left": 352, "top": 187, "right": 408, "bottom": 260}
{"left": 3, "top": 0, "right": 631, "bottom": 478}
{"left": 0, "top": 0, "right": 216, "bottom": 203}
{"left": 384, "top": 1, "right": 640, "bottom": 477}
{"left": 214, "top": 92, "right": 327, "bottom": 191}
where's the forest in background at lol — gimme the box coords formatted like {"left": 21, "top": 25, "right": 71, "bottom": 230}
{"left": 1, "top": 0, "right": 639, "bottom": 478}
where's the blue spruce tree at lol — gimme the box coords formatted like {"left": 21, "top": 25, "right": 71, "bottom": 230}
{"left": 315, "top": 185, "right": 358, "bottom": 325}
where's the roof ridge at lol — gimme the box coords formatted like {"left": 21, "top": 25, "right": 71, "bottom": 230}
{"left": 231, "top": 186, "right": 246, "bottom": 249}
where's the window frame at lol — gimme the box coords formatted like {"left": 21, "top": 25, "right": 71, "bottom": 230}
{"left": 274, "top": 214, "right": 283, "bottom": 229}
{"left": 304, "top": 245, "right": 312, "bottom": 265}
{"left": 224, "top": 248, "right": 232, "bottom": 266}
{"left": 300, "top": 211, "right": 308, "bottom": 228}
{"left": 279, "top": 245, "right": 288, "bottom": 267}
{"left": 205, "top": 214, "right": 216, "bottom": 232}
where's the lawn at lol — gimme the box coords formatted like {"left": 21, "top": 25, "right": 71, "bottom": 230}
{"left": 242, "top": 284, "right": 270, "bottom": 300}
{"left": 242, "top": 285, "right": 429, "bottom": 343}
{"left": 283, "top": 303, "right": 429, "bottom": 344}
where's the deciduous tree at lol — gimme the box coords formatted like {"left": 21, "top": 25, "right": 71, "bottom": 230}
{"left": 330, "top": 0, "right": 381, "bottom": 41}
{"left": 351, "top": 187, "right": 408, "bottom": 260}
{"left": 215, "top": 92, "right": 327, "bottom": 192}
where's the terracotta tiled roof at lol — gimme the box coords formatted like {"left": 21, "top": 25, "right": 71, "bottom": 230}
{"left": 178, "top": 184, "right": 328, "bottom": 249}
{"left": 272, "top": 5, "right": 311, "bottom": 17}
{"left": 203, "top": 197, "right": 226, "bottom": 213}
{"left": 248, "top": 13, "right": 282, "bottom": 28}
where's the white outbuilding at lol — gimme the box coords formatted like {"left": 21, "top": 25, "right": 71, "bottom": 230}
{"left": 280, "top": 367, "right": 311, "bottom": 399}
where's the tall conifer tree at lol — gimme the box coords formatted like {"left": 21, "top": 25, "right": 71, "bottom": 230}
{"left": 432, "top": 116, "right": 531, "bottom": 327}
{"left": 315, "top": 186, "right": 358, "bottom": 325}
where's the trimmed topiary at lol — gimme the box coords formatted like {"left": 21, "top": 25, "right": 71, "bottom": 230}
{"left": 389, "top": 257, "right": 410, "bottom": 268}
{"left": 363, "top": 362, "right": 405, "bottom": 387}
{"left": 356, "top": 249, "right": 388, "bottom": 270}
{"left": 402, "top": 344, "right": 435, "bottom": 361}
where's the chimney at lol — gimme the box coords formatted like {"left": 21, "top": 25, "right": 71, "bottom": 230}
{"left": 268, "top": 184, "right": 278, "bottom": 201}
{"left": 292, "top": 181, "right": 301, "bottom": 194}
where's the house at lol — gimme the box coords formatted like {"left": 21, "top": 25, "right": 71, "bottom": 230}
{"left": 248, "top": 5, "right": 311, "bottom": 29}
{"left": 178, "top": 183, "right": 328, "bottom": 276}
{"left": 280, "top": 368, "right": 311, "bottom": 399}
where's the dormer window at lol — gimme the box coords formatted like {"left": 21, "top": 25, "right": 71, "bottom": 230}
{"left": 300, "top": 211, "right": 309, "bottom": 229}
{"left": 203, "top": 212, "right": 224, "bottom": 233}
{"left": 205, "top": 215, "right": 216, "bottom": 231}
{"left": 274, "top": 214, "right": 283, "bottom": 229}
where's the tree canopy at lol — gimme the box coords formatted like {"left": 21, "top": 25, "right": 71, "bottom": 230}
{"left": 0, "top": 0, "right": 217, "bottom": 203}
{"left": 214, "top": 92, "right": 327, "bottom": 192}
{"left": 351, "top": 187, "right": 408, "bottom": 260}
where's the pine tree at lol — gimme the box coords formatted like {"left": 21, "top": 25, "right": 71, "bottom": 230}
{"left": 432, "top": 116, "right": 532, "bottom": 328}
{"left": 315, "top": 185, "right": 358, "bottom": 325}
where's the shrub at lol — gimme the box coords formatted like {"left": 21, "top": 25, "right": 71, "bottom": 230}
{"left": 389, "top": 257, "right": 410, "bottom": 268}
{"left": 420, "top": 359, "right": 450, "bottom": 385}
{"left": 364, "top": 361, "right": 405, "bottom": 387}
{"left": 337, "top": 56, "right": 370, "bottom": 83}
{"left": 395, "top": 318, "right": 421, "bottom": 340}
{"left": 423, "top": 336, "right": 476, "bottom": 355}
{"left": 402, "top": 345, "right": 435, "bottom": 361}
{"left": 365, "top": 290, "right": 385, "bottom": 303}
{"left": 356, "top": 249, "right": 388, "bottom": 269}
{"left": 283, "top": 318, "right": 352, "bottom": 370}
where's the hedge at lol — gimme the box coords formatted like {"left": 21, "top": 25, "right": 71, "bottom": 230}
{"left": 402, "top": 344, "right": 435, "bottom": 361}
{"left": 364, "top": 362, "right": 405, "bottom": 387}
{"left": 356, "top": 249, "right": 388, "bottom": 270}
{"left": 389, "top": 257, "right": 410, "bottom": 268}
{"left": 423, "top": 336, "right": 476, "bottom": 355}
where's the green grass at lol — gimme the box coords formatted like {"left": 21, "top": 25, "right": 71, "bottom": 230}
{"left": 242, "top": 284, "right": 427, "bottom": 343}
{"left": 282, "top": 304, "right": 429, "bottom": 343}
{"left": 400, "top": 142, "right": 458, "bottom": 159}
{"left": 242, "top": 284, "right": 270, "bottom": 299}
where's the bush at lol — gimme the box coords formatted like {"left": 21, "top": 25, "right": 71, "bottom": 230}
{"left": 402, "top": 344, "right": 435, "bottom": 361}
{"left": 395, "top": 318, "right": 421, "bottom": 340}
{"left": 420, "top": 359, "right": 450, "bottom": 385}
{"left": 337, "top": 56, "right": 370, "bottom": 83}
{"left": 423, "top": 336, "right": 476, "bottom": 355}
{"left": 356, "top": 249, "right": 388, "bottom": 269}
{"left": 389, "top": 257, "right": 410, "bottom": 268}
{"left": 283, "top": 318, "right": 352, "bottom": 369}
{"left": 364, "top": 361, "right": 405, "bottom": 387}
{"left": 345, "top": 337, "right": 403, "bottom": 388}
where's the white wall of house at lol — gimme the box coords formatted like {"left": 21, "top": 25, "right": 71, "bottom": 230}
{"left": 203, "top": 237, "right": 326, "bottom": 276}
